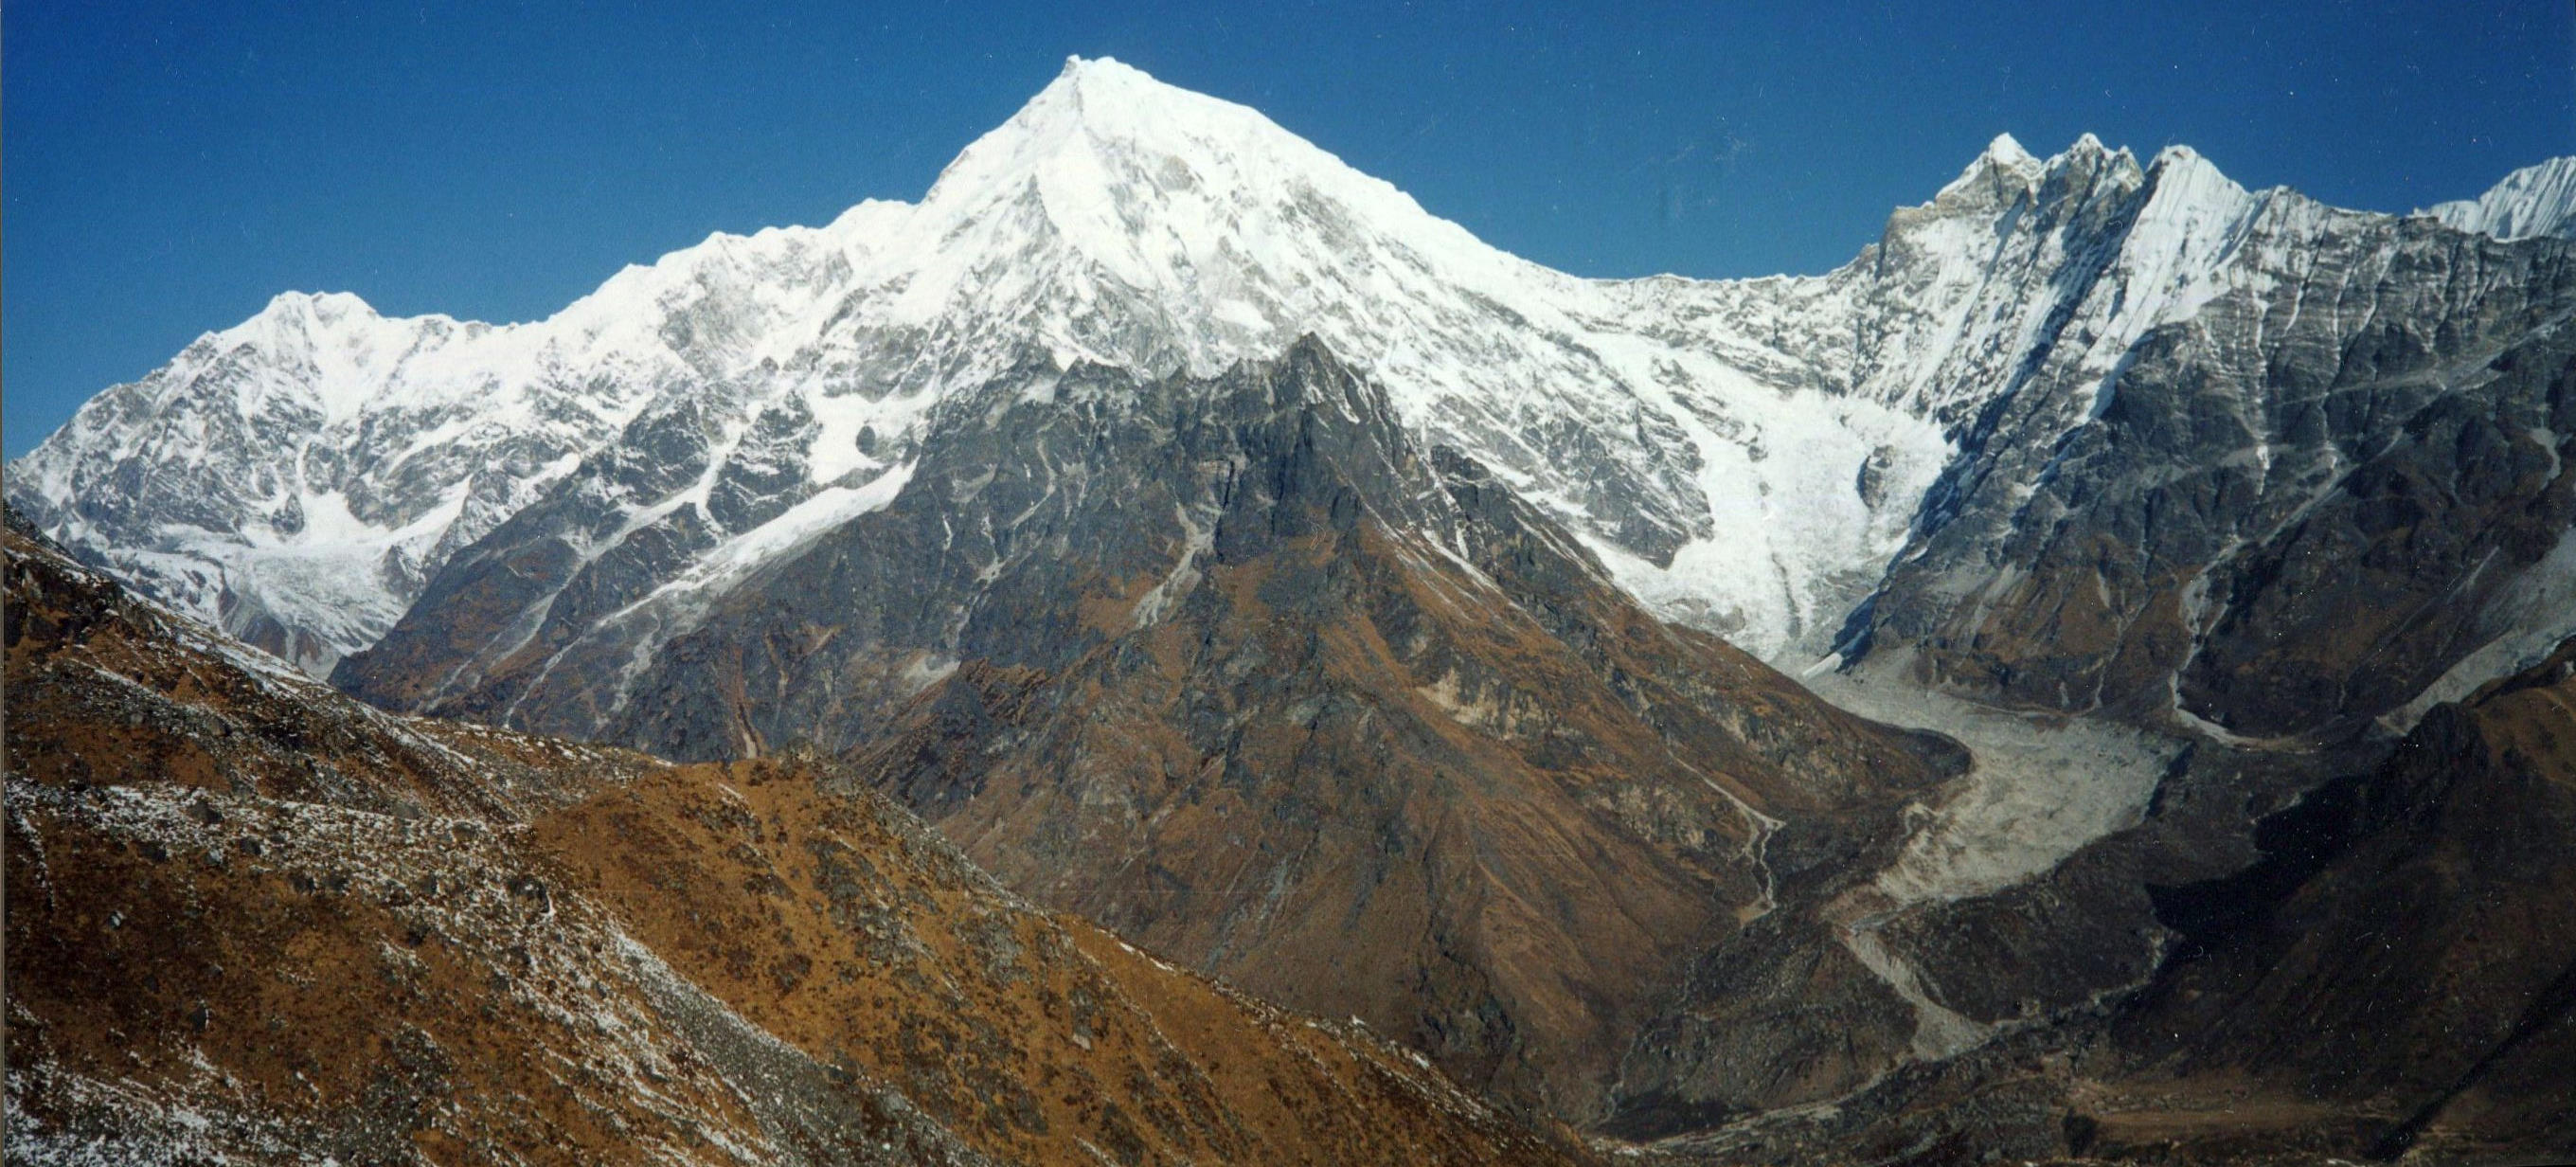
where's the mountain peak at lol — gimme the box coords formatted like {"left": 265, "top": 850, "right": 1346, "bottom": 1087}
{"left": 1026, "top": 54, "right": 1165, "bottom": 128}
{"left": 218, "top": 289, "right": 396, "bottom": 352}
{"left": 2141, "top": 141, "right": 2240, "bottom": 194}
{"left": 916, "top": 54, "right": 1316, "bottom": 222}
{"left": 1981, "top": 133, "right": 2036, "bottom": 168}
{"left": 2424, "top": 154, "right": 2576, "bottom": 242}
{"left": 884, "top": 54, "right": 1536, "bottom": 368}
{"left": 1935, "top": 133, "right": 2048, "bottom": 206}
{"left": 1937, "top": 132, "right": 2163, "bottom": 201}
{"left": 259, "top": 289, "right": 379, "bottom": 323}
{"left": 975, "top": 54, "right": 1271, "bottom": 159}
{"left": 1050, "top": 53, "right": 1155, "bottom": 96}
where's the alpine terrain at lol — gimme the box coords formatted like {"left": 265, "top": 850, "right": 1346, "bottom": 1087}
{"left": 5, "top": 506, "right": 1597, "bottom": 1165}
{"left": 13, "top": 56, "right": 2576, "bottom": 1164}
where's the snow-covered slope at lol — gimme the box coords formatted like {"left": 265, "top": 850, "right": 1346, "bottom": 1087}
{"left": 2425, "top": 155, "right": 2576, "bottom": 241}
{"left": 4, "top": 207, "right": 902, "bottom": 672}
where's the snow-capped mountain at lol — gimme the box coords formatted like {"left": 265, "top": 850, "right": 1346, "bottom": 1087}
{"left": 1836, "top": 141, "right": 2576, "bottom": 738}
{"left": 13, "top": 56, "right": 2575, "bottom": 729}
{"left": 2426, "top": 154, "right": 2576, "bottom": 241}
{"left": 5, "top": 54, "right": 1968, "bottom": 674}
{"left": 9, "top": 56, "right": 1945, "bottom": 673}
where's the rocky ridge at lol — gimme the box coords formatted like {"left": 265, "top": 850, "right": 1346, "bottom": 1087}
{"left": 2426, "top": 154, "right": 2576, "bottom": 242}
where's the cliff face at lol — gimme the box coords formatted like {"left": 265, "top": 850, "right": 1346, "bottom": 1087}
{"left": 1817, "top": 144, "right": 2576, "bottom": 743}
{"left": 2, "top": 508, "right": 1594, "bottom": 1167}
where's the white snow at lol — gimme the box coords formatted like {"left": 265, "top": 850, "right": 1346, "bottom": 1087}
{"left": 6, "top": 56, "right": 1969, "bottom": 669}
{"left": 496, "top": 462, "right": 917, "bottom": 727}
{"left": 675, "top": 463, "right": 916, "bottom": 599}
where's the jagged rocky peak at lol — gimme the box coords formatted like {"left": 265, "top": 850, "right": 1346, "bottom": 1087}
{"left": 1909, "top": 132, "right": 2256, "bottom": 229}
{"left": 2425, "top": 153, "right": 2576, "bottom": 241}
{"left": 1978, "top": 131, "right": 2039, "bottom": 170}
{"left": 1924, "top": 132, "right": 2047, "bottom": 211}
{"left": 2138, "top": 141, "right": 2261, "bottom": 230}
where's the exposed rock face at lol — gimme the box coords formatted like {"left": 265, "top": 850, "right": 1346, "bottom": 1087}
{"left": 13, "top": 56, "right": 1964, "bottom": 674}
{"left": 4, "top": 290, "right": 683, "bottom": 673}
{"left": 14, "top": 68, "right": 2572, "bottom": 731}
{"left": 2, "top": 508, "right": 1597, "bottom": 1167}
{"left": 21, "top": 63, "right": 2575, "bottom": 755}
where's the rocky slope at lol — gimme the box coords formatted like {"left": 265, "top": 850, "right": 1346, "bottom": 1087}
{"left": 18, "top": 63, "right": 2575, "bottom": 750}
{"left": 349, "top": 338, "right": 1965, "bottom": 1121}
{"left": 2, "top": 507, "right": 1595, "bottom": 1166}
{"left": 2104, "top": 634, "right": 2576, "bottom": 1162}
{"left": 1811, "top": 138, "right": 2576, "bottom": 743}
{"left": 18, "top": 59, "right": 2576, "bottom": 745}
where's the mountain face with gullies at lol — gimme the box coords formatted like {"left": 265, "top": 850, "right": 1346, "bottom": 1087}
{"left": 13, "top": 54, "right": 2576, "bottom": 1163}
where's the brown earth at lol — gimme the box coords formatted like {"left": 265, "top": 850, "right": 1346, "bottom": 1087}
{"left": 3, "top": 509, "right": 1594, "bottom": 1166}
{"left": 808, "top": 351, "right": 1965, "bottom": 1119}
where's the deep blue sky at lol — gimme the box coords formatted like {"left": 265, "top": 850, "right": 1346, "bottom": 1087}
{"left": 8, "top": 1, "right": 2572, "bottom": 457}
